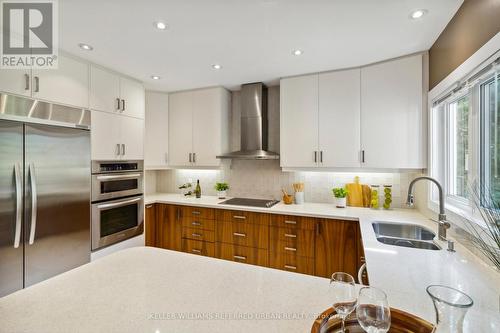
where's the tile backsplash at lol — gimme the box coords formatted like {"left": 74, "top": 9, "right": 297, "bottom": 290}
{"left": 147, "top": 161, "right": 419, "bottom": 208}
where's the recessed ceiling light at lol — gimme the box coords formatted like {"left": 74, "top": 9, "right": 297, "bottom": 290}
{"left": 292, "top": 49, "right": 303, "bottom": 56}
{"left": 410, "top": 9, "right": 427, "bottom": 19}
{"left": 78, "top": 43, "right": 93, "bottom": 51}
{"left": 151, "top": 75, "right": 161, "bottom": 80}
{"left": 212, "top": 64, "right": 222, "bottom": 70}
{"left": 154, "top": 21, "right": 168, "bottom": 30}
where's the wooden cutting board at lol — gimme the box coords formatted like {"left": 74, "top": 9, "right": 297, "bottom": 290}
{"left": 346, "top": 177, "right": 363, "bottom": 207}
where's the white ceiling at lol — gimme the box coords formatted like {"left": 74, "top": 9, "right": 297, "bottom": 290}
{"left": 60, "top": 0, "right": 463, "bottom": 92}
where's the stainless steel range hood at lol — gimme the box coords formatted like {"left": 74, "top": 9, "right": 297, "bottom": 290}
{"left": 217, "top": 83, "right": 279, "bottom": 160}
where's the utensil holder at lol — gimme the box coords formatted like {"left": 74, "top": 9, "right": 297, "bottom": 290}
{"left": 294, "top": 192, "right": 304, "bottom": 204}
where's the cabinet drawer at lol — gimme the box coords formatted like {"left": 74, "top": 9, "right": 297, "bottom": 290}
{"left": 216, "top": 221, "right": 269, "bottom": 249}
{"left": 182, "top": 227, "right": 215, "bottom": 242}
{"left": 181, "top": 206, "right": 215, "bottom": 220}
{"left": 182, "top": 217, "right": 215, "bottom": 231}
{"left": 182, "top": 239, "right": 215, "bottom": 257}
{"left": 269, "top": 227, "right": 315, "bottom": 257}
{"left": 217, "top": 243, "right": 268, "bottom": 267}
{"left": 216, "top": 209, "right": 270, "bottom": 225}
{"left": 269, "top": 252, "right": 315, "bottom": 275}
{"left": 270, "top": 215, "right": 317, "bottom": 230}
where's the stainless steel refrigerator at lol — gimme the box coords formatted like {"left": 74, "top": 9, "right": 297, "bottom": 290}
{"left": 0, "top": 94, "right": 91, "bottom": 297}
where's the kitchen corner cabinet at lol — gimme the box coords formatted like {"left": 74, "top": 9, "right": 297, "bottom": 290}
{"left": 0, "top": 54, "right": 89, "bottom": 108}
{"left": 168, "top": 87, "right": 230, "bottom": 167}
{"left": 90, "top": 65, "right": 145, "bottom": 119}
{"left": 147, "top": 204, "right": 366, "bottom": 281}
{"left": 91, "top": 110, "right": 144, "bottom": 160}
{"left": 280, "top": 53, "right": 424, "bottom": 170}
{"left": 145, "top": 91, "right": 169, "bottom": 168}
{"left": 360, "top": 54, "right": 424, "bottom": 168}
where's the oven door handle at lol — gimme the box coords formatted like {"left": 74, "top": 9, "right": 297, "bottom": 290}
{"left": 96, "top": 173, "right": 142, "bottom": 181}
{"left": 97, "top": 197, "right": 142, "bottom": 210}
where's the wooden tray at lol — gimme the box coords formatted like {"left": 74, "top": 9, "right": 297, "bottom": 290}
{"left": 311, "top": 307, "right": 435, "bottom": 333}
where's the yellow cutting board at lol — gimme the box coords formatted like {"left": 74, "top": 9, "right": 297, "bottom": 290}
{"left": 346, "top": 177, "right": 363, "bottom": 207}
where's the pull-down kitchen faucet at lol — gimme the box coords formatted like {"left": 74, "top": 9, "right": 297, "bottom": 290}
{"left": 406, "top": 176, "right": 450, "bottom": 241}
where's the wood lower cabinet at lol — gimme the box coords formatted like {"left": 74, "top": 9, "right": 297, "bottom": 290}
{"left": 145, "top": 204, "right": 157, "bottom": 247}
{"left": 315, "top": 219, "right": 361, "bottom": 279}
{"left": 148, "top": 204, "right": 366, "bottom": 281}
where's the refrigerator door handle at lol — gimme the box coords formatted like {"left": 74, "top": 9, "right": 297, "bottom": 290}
{"left": 28, "top": 163, "right": 38, "bottom": 245}
{"left": 14, "top": 163, "right": 22, "bottom": 248}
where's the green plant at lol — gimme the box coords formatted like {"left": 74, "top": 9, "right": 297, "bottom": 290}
{"left": 460, "top": 183, "right": 500, "bottom": 271}
{"left": 332, "top": 187, "right": 348, "bottom": 198}
{"left": 214, "top": 182, "right": 229, "bottom": 191}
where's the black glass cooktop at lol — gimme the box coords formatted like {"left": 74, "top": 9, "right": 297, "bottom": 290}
{"left": 218, "top": 198, "right": 280, "bottom": 208}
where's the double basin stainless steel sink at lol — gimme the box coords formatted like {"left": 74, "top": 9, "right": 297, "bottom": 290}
{"left": 372, "top": 222, "right": 441, "bottom": 250}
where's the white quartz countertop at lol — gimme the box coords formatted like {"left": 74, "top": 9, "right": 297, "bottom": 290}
{"left": 1, "top": 194, "right": 499, "bottom": 332}
{"left": 145, "top": 193, "right": 500, "bottom": 332}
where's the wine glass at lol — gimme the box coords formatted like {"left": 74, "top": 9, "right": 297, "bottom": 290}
{"left": 356, "top": 286, "right": 391, "bottom": 333}
{"left": 329, "top": 272, "right": 357, "bottom": 333}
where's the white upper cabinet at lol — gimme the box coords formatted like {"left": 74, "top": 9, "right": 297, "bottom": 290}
{"left": 90, "top": 66, "right": 120, "bottom": 113}
{"left": 91, "top": 110, "right": 144, "bottom": 161}
{"left": 32, "top": 55, "right": 89, "bottom": 108}
{"left": 90, "top": 65, "right": 144, "bottom": 119}
{"left": 120, "top": 77, "right": 145, "bottom": 119}
{"left": 169, "top": 87, "right": 230, "bottom": 168}
{"left": 280, "top": 74, "right": 319, "bottom": 168}
{"left": 0, "top": 67, "right": 31, "bottom": 97}
{"left": 360, "top": 54, "right": 424, "bottom": 169}
{"left": 319, "top": 69, "right": 361, "bottom": 168}
{"left": 168, "top": 91, "right": 193, "bottom": 167}
{"left": 145, "top": 91, "right": 169, "bottom": 168}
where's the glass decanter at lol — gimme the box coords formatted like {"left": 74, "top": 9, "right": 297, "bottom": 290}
{"left": 426, "top": 285, "right": 473, "bottom": 333}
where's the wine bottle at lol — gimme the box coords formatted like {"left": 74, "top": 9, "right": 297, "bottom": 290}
{"left": 195, "top": 179, "right": 201, "bottom": 198}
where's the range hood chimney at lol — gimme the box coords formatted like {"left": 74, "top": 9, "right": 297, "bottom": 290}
{"left": 217, "top": 83, "right": 279, "bottom": 160}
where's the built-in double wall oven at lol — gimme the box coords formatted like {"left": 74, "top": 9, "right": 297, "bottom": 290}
{"left": 91, "top": 160, "right": 144, "bottom": 250}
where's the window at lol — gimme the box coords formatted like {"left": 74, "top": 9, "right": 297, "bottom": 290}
{"left": 481, "top": 75, "right": 500, "bottom": 204}
{"left": 430, "top": 56, "right": 499, "bottom": 217}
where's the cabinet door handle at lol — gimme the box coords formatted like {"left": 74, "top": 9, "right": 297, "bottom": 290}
{"left": 284, "top": 247, "right": 297, "bottom": 252}
{"left": 191, "top": 221, "right": 201, "bottom": 226}
{"left": 177, "top": 208, "right": 181, "bottom": 220}
{"left": 284, "top": 233, "right": 297, "bottom": 238}
{"left": 121, "top": 144, "right": 125, "bottom": 156}
{"left": 121, "top": 99, "right": 125, "bottom": 111}
{"left": 192, "top": 211, "right": 201, "bottom": 215}
{"left": 284, "top": 220, "right": 296, "bottom": 225}
{"left": 361, "top": 150, "right": 365, "bottom": 163}
{"left": 233, "top": 232, "right": 246, "bottom": 237}
{"left": 320, "top": 151, "right": 323, "bottom": 163}
{"left": 24, "top": 74, "right": 30, "bottom": 90}
{"left": 233, "top": 215, "right": 246, "bottom": 220}
{"left": 34, "top": 76, "right": 39, "bottom": 92}
{"left": 193, "top": 153, "right": 196, "bottom": 163}
{"left": 233, "top": 255, "right": 246, "bottom": 261}
{"left": 189, "top": 153, "right": 192, "bottom": 163}
{"left": 116, "top": 98, "right": 121, "bottom": 110}
{"left": 116, "top": 144, "right": 121, "bottom": 156}
{"left": 191, "top": 233, "right": 202, "bottom": 238}
{"left": 314, "top": 151, "right": 317, "bottom": 163}
{"left": 284, "top": 265, "right": 297, "bottom": 270}
{"left": 316, "top": 222, "right": 321, "bottom": 235}
{"left": 192, "top": 249, "right": 202, "bottom": 254}
{"left": 146, "top": 204, "right": 153, "bottom": 209}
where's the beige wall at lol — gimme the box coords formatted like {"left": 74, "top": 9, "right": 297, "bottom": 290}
{"left": 429, "top": 0, "right": 500, "bottom": 89}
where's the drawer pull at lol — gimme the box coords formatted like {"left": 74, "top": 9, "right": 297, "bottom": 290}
{"left": 284, "top": 233, "right": 297, "bottom": 238}
{"left": 284, "top": 265, "right": 297, "bottom": 270}
{"left": 233, "top": 255, "right": 247, "bottom": 261}
{"left": 233, "top": 215, "right": 246, "bottom": 220}
{"left": 192, "top": 211, "right": 201, "bottom": 215}
{"left": 191, "top": 221, "right": 202, "bottom": 226}
{"left": 191, "top": 233, "right": 202, "bottom": 238}
{"left": 233, "top": 232, "right": 246, "bottom": 237}
{"left": 284, "top": 220, "right": 297, "bottom": 225}
{"left": 191, "top": 249, "right": 202, "bottom": 253}
{"left": 284, "top": 247, "right": 297, "bottom": 252}
{"left": 145, "top": 204, "right": 153, "bottom": 209}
